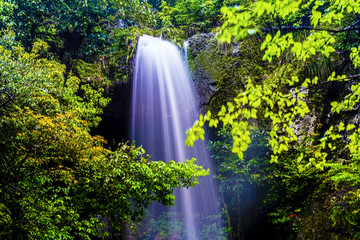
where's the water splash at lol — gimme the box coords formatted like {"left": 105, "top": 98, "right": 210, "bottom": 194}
{"left": 131, "top": 35, "right": 222, "bottom": 239}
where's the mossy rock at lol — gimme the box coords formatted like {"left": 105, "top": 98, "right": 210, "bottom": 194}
{"left": 186, "top": 33, "right": 266, "bottom": 113}
{"left": 295, "top": 186, "right": 360, "bottom": 240}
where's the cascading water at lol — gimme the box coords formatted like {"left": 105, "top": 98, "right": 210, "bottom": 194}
{"left": 131, "top": 35, "right": 222, "bottom": 239}
{"left": 183, "top": 40, "right": 189, "bottom": 64}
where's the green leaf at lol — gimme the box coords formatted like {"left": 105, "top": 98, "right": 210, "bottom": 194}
{"left": 347, "top": 124, "right": 356, "bottom": 131}
{"left": 338, "top": 122, "right": 345, "bottom": 131}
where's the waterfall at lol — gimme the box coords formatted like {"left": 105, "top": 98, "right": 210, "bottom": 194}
{"left": 183, "top": 40, "right": 189, "bottom": 64}
{"left": 131, "top": 35, "right": 222, "bottom": 239}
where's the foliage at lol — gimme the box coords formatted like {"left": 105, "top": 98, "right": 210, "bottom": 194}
{"left": 187, "top": 0, "right": 360, "bottom": 180}
{"left": 208, "top": 127, "right": 271, "bottom": 239}
{"left": 0, "top": 0, "right": 15, "bottom": 29}
{"left": 11, "top": 0, "right": 109, "bottom": 60}
{"left": 0, "top": 32, "right": 208, "bottom": 239}
{"left": 0, "top": 0, "right": 224, "bottom": 85}
{"left": 137, "top": 211, "right": 225, "bottom": 240}
{"left": 113, "top": 0, "right": 157, "bottom": 28}
{"left": 186, "top": 0, "right": 360, "bottom": 238}
{"left": 158, "top": 0, "right": 223, "bottom": 38}
{"left": 0, "top": 0, "right": 226, "bottom": 85}
{"left": 209, "top": 125, "right": 360, "bottom": 239}
{"left": 209, "top": 127, "right": 270, "bottom": 188}
{"left": 3, "top": 0, "right": 158, "bottom": 64}
{"left": 0, "top": 1, "right": 224, "bottom": 239}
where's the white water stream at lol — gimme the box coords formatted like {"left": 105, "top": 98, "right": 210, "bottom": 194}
{"left": 131, "top": 35, "right": 221, "bottom": 239}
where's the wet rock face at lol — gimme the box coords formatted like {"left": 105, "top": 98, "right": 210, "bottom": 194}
{"left": 185, "top": 32, "right": 264, "bottom": 113}
{"left": 187, "top": 33, "right": 217, "bottom": 57}
{"left": 295, "top": 185, "right": 360, "bottom": 240}
{"left": 185, "top": 33, "right": 218, "bottom": 111}
{"left": 292, "top": 114, "right": 317, "bottom": 136}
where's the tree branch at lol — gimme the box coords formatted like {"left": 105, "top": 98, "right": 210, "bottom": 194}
{"left": 303, "top": 74, "right": 360, "bottom": 91}
{"left": 0, "top": 179, "right": 25, "bottom": 194}
{"left": 260, "top": 20, "right": 360, "bottom": 33}
{"left": 347, "top": 74, "right": 360, "bottom": 79}
{"left": 0, "top": 90, "right": 14, "bottom": 109}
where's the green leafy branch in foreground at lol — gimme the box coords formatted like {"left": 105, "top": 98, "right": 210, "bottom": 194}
{"left": 184, "top": 0, "right": 360, "bottom": 238}
{"left": 219, "top": 0, "right": 359, "bottom": 61}
{"left": 187, "top": 0, "right": 360, "bottom": 169}
{"left": 187, "top": 74, "right": 343, "bottom": 168}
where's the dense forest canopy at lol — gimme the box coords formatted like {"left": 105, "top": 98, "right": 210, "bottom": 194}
{"left": 0, "top": 33, "right": 209, "bottom": 238}
{"left": 1, "top": 0, "right": 360, "bottom": 239}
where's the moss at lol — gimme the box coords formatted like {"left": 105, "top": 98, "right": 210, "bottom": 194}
{"left": 292, "top": 185, "right": 360, "bottom": 240}
{"left": 189, "top": 35, "right": 267, "bottom": 112}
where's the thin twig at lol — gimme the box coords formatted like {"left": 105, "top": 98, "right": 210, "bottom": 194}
{"left": 260, "top": 20, "right": 360, "bottom": 33}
